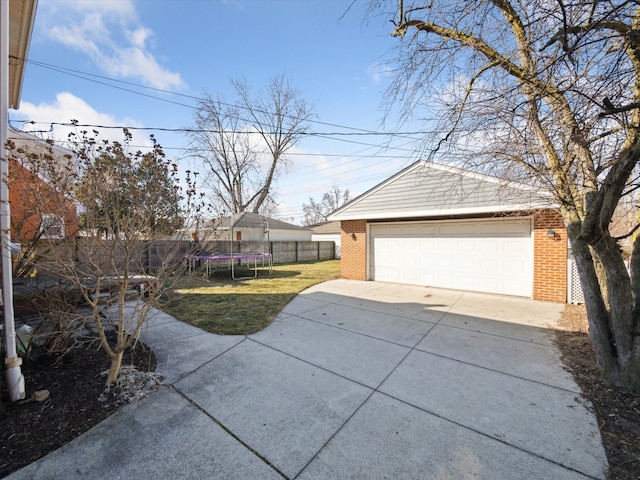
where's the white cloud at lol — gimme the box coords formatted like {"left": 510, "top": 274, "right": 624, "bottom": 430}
{"left": 38, "top": 0, "right": 184, "bottom": 90}
{"left": 366, "top": 62, "right": 393, "bottom": 85}
{"left": 127, "top": 27, "right": 153, "bottom": 49}
{"left": 11, "top": 92, "right": 153, "bottom": 150}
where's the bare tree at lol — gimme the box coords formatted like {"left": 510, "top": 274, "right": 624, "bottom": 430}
{"left": 8, "top": 129, "right": 203, "bottom": 385}
{"left": 302, "top": 185, "right": 352, "bottom": 225}
{"left": 302, "top": 197, "right": 326, "bottom": 226}
{"left": 373, "top": 0, "right": 640, "bottom": 391}
{"left": 189, "top": 74, "right": 315, "bottom": 215}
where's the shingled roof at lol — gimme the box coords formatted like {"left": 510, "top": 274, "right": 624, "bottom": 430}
{"left": 211, "top": 212, "right": 310, "bottom": 231}
{"left": 308, "top": 221, "right": 341, "bottom": 234}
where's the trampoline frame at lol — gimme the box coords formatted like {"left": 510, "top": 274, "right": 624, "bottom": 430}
{"left": 185, "top": 252, "right": 273, "bottom": 280}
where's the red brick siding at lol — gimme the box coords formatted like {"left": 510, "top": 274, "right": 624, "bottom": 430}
{"left": 532, "top": 210, "right": 567, "bottom": 303}
{"left": 340, "top": 220, "right": 367, "bottom": 280}
{"left": 9, "top": 159, "right": 79, "bottom": 242}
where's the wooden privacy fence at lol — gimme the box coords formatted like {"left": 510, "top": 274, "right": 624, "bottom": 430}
{"left": 157, "top": 240, "right": 335, "bottom": 268}
{"left": 27, "top": 239, "right": 336, "bottom": 275}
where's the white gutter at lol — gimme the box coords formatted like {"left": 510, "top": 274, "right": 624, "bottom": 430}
{"left": 1, "top": 0, "right": 25, "bottom": 401}
{"left": 328, "top": 203, "right": 558, "bottom": 222}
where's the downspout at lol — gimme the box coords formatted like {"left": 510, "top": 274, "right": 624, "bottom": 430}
{"left": 1, "top": 0, "right": 25, "bottom": 401}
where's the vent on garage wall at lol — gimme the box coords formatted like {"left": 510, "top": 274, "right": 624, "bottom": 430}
{"left": 567, "top": 259, "right": 584, "bottom": 304}
{"left": 567, "top": 258, "right": 631, "bottom": 305}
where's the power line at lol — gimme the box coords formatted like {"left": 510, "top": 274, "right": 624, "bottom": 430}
{"left": 10, "top": 58, "right": 439, "bottom": 209}
{"left": 11, "top": 58, "right": 439, "bottom": 165}
{"left": 7, "top": 130, "right": 421, "bottom": 167}
{"left": 20, "top": 57, "right": 422, "bottom": 136}
{"left": 9, "top": 119, "right": 427, "bottom": 162}
{"left": 10, "top": 119, "right": 432, "bottom": 138}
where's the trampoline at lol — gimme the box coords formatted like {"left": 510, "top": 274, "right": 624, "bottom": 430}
{"left": 185, "top": 252, "right": 272, "bottom": 280}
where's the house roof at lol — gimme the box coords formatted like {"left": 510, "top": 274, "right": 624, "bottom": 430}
{"left": 8, "top": 127, "right": 74, "bottom": 157}
{"left": 9, "top": 0, "right": 38, "bottom": 109}
{"left": 328, "top": 160, "right": 556, "bottom": 221}
{"left": 8, "top": 127, "right": 80, "bottom": 204}
{"left": 8, "top": 127, "right": 77, "bottom": 180}
{"left": 212, "top": 212, "right": 311, "bottom": 231}
{"left": 308, "top": 221, "right": 341, "bottom": 234}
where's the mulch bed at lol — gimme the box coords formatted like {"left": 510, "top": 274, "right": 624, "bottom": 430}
{"left": 556, "top": 304, "right": 640, "bottom": 480}
{"left": 0, "top": 332, "right": 156, "bottom": 478}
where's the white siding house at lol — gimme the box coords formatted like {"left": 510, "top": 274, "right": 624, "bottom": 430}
{"left": 310, "top": 221, "right": 341, "bottom": 258}
{"left": 208, "top": 212, "right": 312, "bottom": 242}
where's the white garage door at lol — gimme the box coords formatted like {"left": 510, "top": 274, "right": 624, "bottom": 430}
{"left": 370, "top": 218, "right": 533, "bottom": 297}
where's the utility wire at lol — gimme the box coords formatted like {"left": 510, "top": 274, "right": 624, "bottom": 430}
{"left": 20, "top": 57, "right": 430, "bottom": 138}
{"left": 9, "top": 57, "right": 436, "bottom": 207}
{"left": 10, "top": 119, "right": 425, "bottom": 159}
{"left": 11, "top": 57, "right": 437, "bottom": 162}
{"left": 12, "top": 119, "right": 432, "bottom": 138}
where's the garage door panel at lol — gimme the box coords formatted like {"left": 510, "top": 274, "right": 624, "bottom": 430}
{"left": 502, "top": 220, "right": 531, "bottom": 234}
{"left": 441, "top": 224, "right": 473, "bottom": 235}
{"left": 370, "top": 219, "right": 533, "bottom": 297}
{"left": 503, "top": 241, "right": 526, "bottom": 254}
{"left": 457, "top": 239, "right": 476, "bottom": 254}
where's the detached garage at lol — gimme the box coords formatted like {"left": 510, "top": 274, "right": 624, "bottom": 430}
{"left": 329, "top": 161, "right": 568, "bottom": 303}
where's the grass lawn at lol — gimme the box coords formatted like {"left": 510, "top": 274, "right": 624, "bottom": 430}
{"left": 159, "top": 259, "right": 340, "bottom": 335}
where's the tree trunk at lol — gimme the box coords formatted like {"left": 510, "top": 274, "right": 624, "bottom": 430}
{"left": 105, "top": 350, "right": 123, "bottom": 385}
{"left": 569, "top": 234, "right": 617, "bottom": 368}
{"left": 568, "top": 223, "right": 640, "bottom": 393}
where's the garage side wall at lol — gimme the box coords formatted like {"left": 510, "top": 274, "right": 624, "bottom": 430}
{"left": 340, "top": 220, "right": 367, "bottom": 280}
{"left": 533, "top": 210, "right": 567, "bottom": 303}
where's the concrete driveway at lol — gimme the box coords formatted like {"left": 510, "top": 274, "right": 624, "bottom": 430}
{"left": 9, "top": 280, "right": 608, "bottom": 480}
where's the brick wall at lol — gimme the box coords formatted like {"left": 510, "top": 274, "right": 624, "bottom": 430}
{"left": 340, "top": 220, "right": 367, "bottom": 280}
{"left": 533, "top": 210, "right": 567, "bottom": 303}
{"left": 9, "top": 159, "right": 79, "bottom": 241}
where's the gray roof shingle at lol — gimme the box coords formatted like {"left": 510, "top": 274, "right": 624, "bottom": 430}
{"left": 212, "top": 212, "right": 310, "bottom": 231}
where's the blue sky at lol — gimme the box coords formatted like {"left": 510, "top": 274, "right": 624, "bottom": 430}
{"left": 10, "top": 0, "right": 422, "bottom": 223}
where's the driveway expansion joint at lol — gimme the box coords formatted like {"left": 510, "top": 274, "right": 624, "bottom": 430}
{"left": 170, "top": 384, "right": 291, "bottom": 480}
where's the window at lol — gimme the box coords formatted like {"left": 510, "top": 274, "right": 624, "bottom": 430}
{"left": 40, "top": 214, "right": 65, "bottom": 239}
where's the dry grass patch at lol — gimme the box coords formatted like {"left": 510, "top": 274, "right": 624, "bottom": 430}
{"left": 161, "top": 260, "right": 340, "bottom": 334}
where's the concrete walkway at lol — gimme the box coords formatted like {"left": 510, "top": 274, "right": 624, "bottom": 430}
{"left": 8, "top": 280, "right": 608, "bottom": 479}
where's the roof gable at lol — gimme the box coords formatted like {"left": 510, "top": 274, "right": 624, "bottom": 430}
{"left": 329, "top": 161, "right": 555, "bottom": 221}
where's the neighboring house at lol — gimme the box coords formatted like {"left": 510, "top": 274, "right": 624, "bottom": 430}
{"left": 309, "top": 221, "right": 341, "bottom": 259}
{"left": 206, "top": 212, "right": 312, "bottom": 242}
{"left": 329, "top": 160, "right": 567, "bottom": 303}
{"left": 8, "top": 128, "right": 79, "bottom": 241}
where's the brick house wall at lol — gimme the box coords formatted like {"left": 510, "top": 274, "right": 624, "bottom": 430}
{"left": 532, "top": 209, "right": 567, "bottom": 303}
{"left": 9, "top": 159, "right": 79, "bottom": 241}
{"left": 340, "top": 220, "right": 367, "bottom": 280}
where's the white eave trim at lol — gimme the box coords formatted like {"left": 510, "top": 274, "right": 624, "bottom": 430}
{"left": 329, "top": 203, "right": 557, "bottom": 221}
